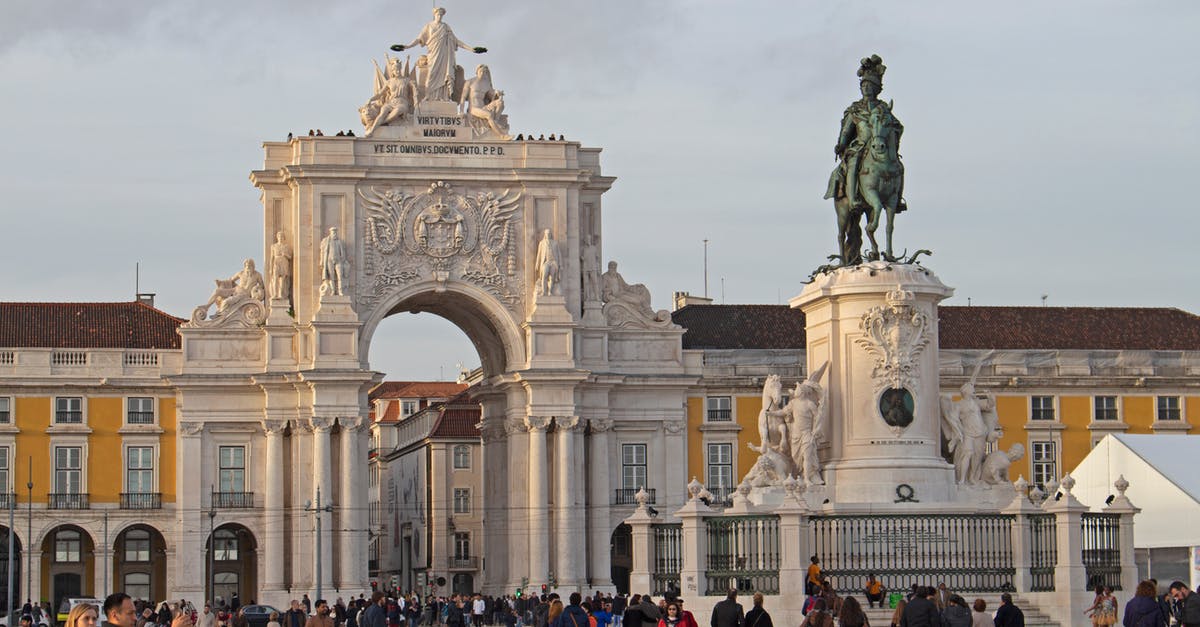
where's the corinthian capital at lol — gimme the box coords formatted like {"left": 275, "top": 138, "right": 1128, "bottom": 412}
{"left": 589, "top": 418, "right": 614, "bottom": 433}
{"left": 309, "top": 417, "right": 336, "bottom": 432}
{"left": 261, "top": 419, "right": 288, "bottom": 436}
{"left": 340, "top": 416, "right": 366, "bottom": 432}
{"left": 556, "top": 416, "right": 585, "bottom": 432}
{"left": 525, "top": 415, "right": 552, "bottom": 431}
{"left": 179, "top": 421, "right": 204, "bottom": 436}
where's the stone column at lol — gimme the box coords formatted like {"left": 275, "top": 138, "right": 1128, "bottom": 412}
{"left": 261, "top": 419, "right": 288, "bottom": 592}
{"left": 624, "top": 504, "right": 656, "bottom": 595}
{"left": 526, "top": 416, "right": 552, "bottom": 586}
{"left": 1001, "top": 478, "right": 1039, "bottom": 594}
{"left": 311, "top": 416, "right": 335, "bottom": 594}
{"left": 1044, "top": 473, "right": 1090, "bottom": 622}
{"left": 339, "top": 416, "right": 367, "bottom": 591}
{"left": 674, "top": 492, "right": 710, "bottom": 600}
{"left": 776, "top": 494, "right": 811, "bottom": 617}
{"left": 555, "top": 416, "right": 584, "bottom": 588}
{"left": 1101, "top": 475, "right": 1140, "bottom": 598}
{"left": 175, "top": 420, "right": 206, "bottom": 601}
{"left": 504, "top": 417, "right": 530, "bottom": 591}
{"left": 588, "top": 419, "right": 614, "bottom": 589}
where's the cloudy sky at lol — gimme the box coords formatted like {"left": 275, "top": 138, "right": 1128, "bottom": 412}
{"left": 2, "top": 1, "right": 1197, "bottom": 380}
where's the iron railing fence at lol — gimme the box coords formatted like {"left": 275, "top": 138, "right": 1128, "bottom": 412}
{"left": 1029, "top": 513, "right": 1057, "bottom": 592}
{"left": 810, "top": 513, "right": 1016, "bottom": 593}
{"left": 705, "top": 515, "right": 780, "bottom": 595}
{"left": 653, "top": 523, "right": 682, "bottom": 597}
{"left": 1081, "top": 513, "right": 1121, "bottom": 591}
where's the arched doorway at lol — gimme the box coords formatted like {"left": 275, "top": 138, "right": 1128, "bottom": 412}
{"left": 205, "top": 524, "right": 257, "bottom": 607}
{"left": 610, "top": 524, "right": 631, "bottom": 595}
{"left": 451, "top": 573, "right": 474, "bottom": 596}
{"left": 0, "top": 525, "right": 22, "bottom": 616}
{"left": 113, "top": 525, "right": 167, "bottom": 603}
{"left": 41, "top": 525, "right": 94, "bottom": 617}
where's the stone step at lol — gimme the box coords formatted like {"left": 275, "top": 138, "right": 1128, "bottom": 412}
{"left": 855, "top": 594, "right": 1060, "bottom": 627}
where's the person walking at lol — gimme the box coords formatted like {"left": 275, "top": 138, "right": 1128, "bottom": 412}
{"left": 968, "top": 600, "right": 989, "bottom": 627}
{"left": 709, "top": 592, "right": 742, "bottom": 627}
{"left": 656, "top": 604, "right": 681, "bottom": 627}
{"left": 940, "top": 596, "right": 971, "bottom": 627}
{"left": 836, "top": 597, "right": 867, "bottom": 627}
{"left": 362, "top": 594, "right": 388, "bottom": 627}
{"left": 898, "top": 587, "right": 938, "bottom": 627}
{"left": 888, "top": 600, "right": 906, "bottom": 627}
{"left": 742, "top": 595, "right": 770, "bottom": 627}
{"left": 1170, "top": 581, "right": 1200, "bottom": 627}
{"left": 799, "top": 600, "right": 833, "bottom": 627}
{"left": 551, "top": 595, "right": 588, "bottom": 627}
{"left": 1122, "top": 581, "right": 1164, "bottom": 627}
{"left": 1086, "top": 586, "right": 1118, "bottom": 626}
{"left": 305, "top": 601, "right": 334, "bottom": 627}
{"left": 991, "top": 594, "right": 1024, "bottom": 627}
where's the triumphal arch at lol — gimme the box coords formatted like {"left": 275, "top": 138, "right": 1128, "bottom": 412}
{"left": 170, "top": 7, "right": 688, "bottom": 602}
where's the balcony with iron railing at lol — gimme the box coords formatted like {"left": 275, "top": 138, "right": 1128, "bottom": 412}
{"left": 706, "top": 409, "right": 732, "bottom": 422}
{"left": 0, "top": 493, "right": 16, "bottom": 510}
{"left": 48, "top": 493, "right": 90, "bottom": 509}
{"left": 212, "top": 491, "right": 255, "bottom": 508}
{"left": 449, "top": 556, "right": 479, "bottom": 570}
{"left": 614, "top": 488, "right": 656, "bottom": 505}
{"left": 120, "top": 492, "right": 162, "bottom": 509}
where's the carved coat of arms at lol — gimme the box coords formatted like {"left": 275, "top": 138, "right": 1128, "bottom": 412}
{"left": 854, "top": 286, "right": 931, "bottom": 394}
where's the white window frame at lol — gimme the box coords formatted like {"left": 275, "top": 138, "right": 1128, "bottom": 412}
{"left": 124, "top": 445, "right": 157, "bottom": 493}
{"left": 54, "top": 529, "right": 82, "bottom": 563}
{"left": 218, "top": 445, "right": 247, "bottom": 493}
{"left": 1156, "top": 396, "right": 1182, "bottom": 421}
{"left": 1031, "top": 440, "right": 1057, "bottom": 487}
{"left": 452, "top": 487, "right": 470, "bottom": 514}
{"left": 1030, "top": 396, "right": 1056, "bottom": 421}
{"left": 53, "top": 445, "right": 84, "bottom": 494}
{"left": 125, "top": 397, "right": 157, "bottom": 426}
{"left": 0, "top": 397, "right": 10, "bottom": 424}
{"left": 453, "top": 532, "right": 471, "bottom": 560}
{"left": 706, "top": 442, "right": 734, "bottom": 490}
{"left": 452, "top": 444, "right": 471, "bottom": 470}
{"left": 54, "top": 397, "right": 85, "bottom": 425}
{"left": 0, "top": 446, "right": 10, "bottom": 494}
{"left": 124, "top": 528, "right": 152, "bottom": 562}
{"left": 705, "top": 396, "right": 733, "bottom": 422}
{"left": 620, "top": 443, "right": 647, "bottom": 491}
{"left": 401, "top": 400, "right": 419, "bottom": 418}
{"left": 1093, "top": 396, "right": 1119, "bottom": 421}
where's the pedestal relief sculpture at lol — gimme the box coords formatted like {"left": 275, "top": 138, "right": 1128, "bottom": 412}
{"left": 940, "top": 361, "right": 1001, "bottom": 484}
{"left": 534, "top": 229, "right": 561, "bottom": 297}
{"left": 269, "top": 231, "right": 293, "bottom": 301}
{"left": 600, "top": 261, "right": 673, "bottom": 329}
{"left": 189, "top": 258, "right": 267, "bottom": 327}
{"left": 762, "top": 362, "right": 829, "bottom": 486}
{"left": 393, "top": 7, "right": 487, "bottom": 103}
{"left": 855, "top": 286, "right": 931, "bottom": 434}
{"left": 320, "top": 227, "right": 351, "bottom": 297}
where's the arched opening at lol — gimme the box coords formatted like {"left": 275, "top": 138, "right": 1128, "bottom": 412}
{"left": 113, "top": 525, "right": 166, "bottom": 603}
{"left": 205, "top": 524, "right": 257, "bottom": 609}
{"left": 451, "top": 573, "right": 474, "bottom": 596}
{"left": 0, "top": 525, "right": 22, "bottom": 617}
{"left": 610, "top": 524, "right": 632, "bottom": 595}
{"left": 41, "top": 525, "right": 94, "bottom": 617}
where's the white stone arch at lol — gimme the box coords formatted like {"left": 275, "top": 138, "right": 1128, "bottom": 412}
{"left": 108, "top": 520, "right": 172, "bottom": 554}
{"left": 358, "top": 279, "right": 526, "bottom": 377}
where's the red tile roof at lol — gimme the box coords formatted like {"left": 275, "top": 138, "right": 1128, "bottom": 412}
{"left": 0, "top": 302, "right": 183, "bottom": 349}
{"left": 430, "top": 389, "right": 481, "bottom": 438}
{"left": 369, "top": 381, "right": 467, "bottom": 401}
{"left": 373, "top": 400, "right": 401, "bottom": 424}
{"left": 671, "top": 304, "right": 1200, "bottom": 351}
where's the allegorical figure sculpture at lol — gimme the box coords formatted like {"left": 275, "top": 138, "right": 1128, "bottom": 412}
{"left": 320, "top": 227, "right": 350, "bottom": 296}
{"left": 190, "top": 258, "right": 267, "bottom": 327}
{"left": 825, "top": 54, "right": 906, "bottom": 264}
{"left": 394, "top": 7, "right": 486, "bottom": 103}
{"left": 269, "top": 231, "right": 293, "bottom": 301}
{"left": 363, "top": 56, "right": 418, "bottom": 137}
{"left": 581, "top": 235, "right": 601, "bottom": 302}
{"left": 765, "top": 363, "right": 829, "bottom": 486}
{"left": 982, "top": 443, "right": 1025, "bottom": 485}
{"left": 534, "top": 229, "right": 560, "bottom": 296}
{"left": 940, "top": 367, "right": 1001, "bottom": 484}
{"left": 601, "top": 261, "right": 672, "bottom": 328}
{"left": 459, "top": 64, "right": 510, "bottom": 139}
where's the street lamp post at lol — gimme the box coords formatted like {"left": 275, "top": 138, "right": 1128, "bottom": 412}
{"left": 26, "top": 458, "right": 31, "bottom": 609}
{"left": 208, "top": 503, "right": 216, "bottom": 605}
{"left": 304, "top": 487, "right": 333, "bottom": 604}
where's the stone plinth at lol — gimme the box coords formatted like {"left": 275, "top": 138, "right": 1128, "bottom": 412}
{"left": 792, "top": 262, "right": 956, "bottom": 504}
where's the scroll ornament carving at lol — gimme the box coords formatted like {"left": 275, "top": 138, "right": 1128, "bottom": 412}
{"left": 339, "top": 416, "right": 366, "bottom": 432}
{"left": 479, "top": 422, "right": 507, "bottom": 443}
{"left": 589, "top": 418, "right": 614, "bottom": 433}
{"left": 179, "top": 421, "right": 204, "bottom": 436}
{"left": 662, "top": 419, "right": 685, "bottom": 435}
{"left": 524, "top": 415, "right": 552, "bottom": 431}
{"left": 187, "top": 259, "right": 267, "bottom": 328}
{"left": 504, "top": 417, "right": 526, "bottom": 435}
{"left": 359, "top": 181, "right": 522, "bottom": 310}
{"left": 310, "top": 417, "right": 336, "bottom": 432}
{"left": 556, "top": 416, "right": 584, "bottom": 432}
{"left": 601, "top": 261, "right": 675, "bottom": 329}
{"left": 855, "top": 286, "right": 930, "bottom": 393}
{"left": 261, "top": 419, "right": 288, "bottom": 436}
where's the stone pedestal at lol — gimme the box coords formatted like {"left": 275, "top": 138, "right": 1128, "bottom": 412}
{"left": 792, "top": 262, "right": 956, "bottom": 505}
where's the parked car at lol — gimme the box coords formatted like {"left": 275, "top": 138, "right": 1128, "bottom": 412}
{"left": 240, "top": 605, "right": 283, "bottom": 627}
{"left": 55, "top": 599, "right": 104, "bottom": 624}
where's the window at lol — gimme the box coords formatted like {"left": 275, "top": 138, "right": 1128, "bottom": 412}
{"left": 54, "top": 447, "right": 82, "bottom": 494}
{"left": 218, "top": 446, "right": 245, "bottom": 492}
{"left": 453, "top": 488, "right": 470, "bottom": 514}
{"left": 454, "top": 532, "right": 470, "bottom": 560}
{"left": 55, "top": 397, "right": 82, "bottom": 424}
{"left": 1157, "top": 396, "right": 1182, "bottom": 421}
{"left": 1094, "top": 396, "right": 1118, "bottom": 421}
{"left": 1031, "top": 441, "right": 1056, "bottom": 487}
{"left": 452, "top": 445, "right": 471, "bottom": 469}
{"left": 621, "top": 444, "right": 647, "bottom": 490}
{"left": 706, "top": 396, "right": 732, "bottom": 422}
{"left": 214, "top": 529, "right": 238, "bottom": 561}
{"left": 124, "top": 529, "right": 151, "bottom": 562}
{"left": 125, "top": 572, "right": 151, "bottom": 602}
{"left": 127, "top": 447, "right": 154, "bottom": 493}
{"left": 127, "top": 397, "right": 155, "bottom": 424}
{"left": 1031, "top": 396, "right": 1055, "bottom": 421}
{"left": 401, "top": 400, "right": 418, "bottom": 417}
{"left": 707, "top": 443, "right": 733, "bottom": 490}
{"left": 0, "top": 447, "right": 8, "bottom": 493}
{"left": 55, "top": 530, "right": 81, "bottom": 562}
{"left": 0, "top": 398, "right": 9, "bottom": 424}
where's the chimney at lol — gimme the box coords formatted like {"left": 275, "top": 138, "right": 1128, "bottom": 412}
{"left": 136, "top": 293, "right": 156, "bottom": 308}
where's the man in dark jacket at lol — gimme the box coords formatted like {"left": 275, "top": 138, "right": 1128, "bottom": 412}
{"left": 1170, "top": 581, "right": 1200, "bottom": 627}
{"left": 899, "top": 586, "right": 939, "bottom": 627}
{"left": 361, "top": 593, "right": 388, "bottom": 627}
{"left": 637, "top": 596, "right": 659, "bottom": 627}
{"left": 709, "top": 591, "right": 743, "bottom": 627}
{"left": 551, "top": 594, "right": 589, "bottom": 627}
{"left": 991, "top": 593, "right": 1025, "bottom": 627}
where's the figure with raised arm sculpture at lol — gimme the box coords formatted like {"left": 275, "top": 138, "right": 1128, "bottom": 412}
{"left": 392, "top": 7, "right": 486, "bottom": 103}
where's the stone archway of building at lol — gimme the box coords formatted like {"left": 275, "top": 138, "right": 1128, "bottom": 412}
{"left": 41, "top": 525, "right": 95, "bottom": 617}
{"left": 610, "top": 524, "right": 632, "bottom": 595}
{"left": 359, "top": 281, "right": 525, "bottom": 378}
{"left": 205, "top": 524, "right": 257, "bottom": 608}
{"left": 113, "top": 524, "right": 167, "bottom": 603}
{"left": 451, "top": 573, "right": 474, "bottom": 596}
{"left": 0, "top": 525, "right": 22, "bottom": 616}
